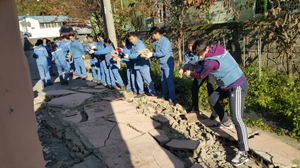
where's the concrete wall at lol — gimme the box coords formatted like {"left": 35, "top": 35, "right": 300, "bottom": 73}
{"left": 0, "top": 0, "right": 45, "bottom": 168}
{"left": 185, "top": 0, "right": 257, "bottom": 25}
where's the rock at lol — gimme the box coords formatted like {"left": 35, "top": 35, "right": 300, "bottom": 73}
{"left": 185, "top": 113, "right": 199, "bottom": 123}
{"left": 85, "top": 82, "right": 97, "bottom": 87}
{"left": 47, "top": 93, "right": 93, "bottom": 109}
{"left": 72, "top": 155, "right": 104, "bottom": 168}
{"left": 190, "top": 164, "right": 205, "bottom": 168}
{"left": 166, "top": 139, "right": 200, "bottom": 158}
{"left": 148, "top": 129, "right": 170, "bottom": 145}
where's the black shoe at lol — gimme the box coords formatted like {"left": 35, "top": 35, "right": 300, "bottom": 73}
{"left": 209, "top": 114, "right": 217, "bottom": 120}
{"left": 76, "top": 77, "right": 82, "bottom": 79}
{"left": 187, "top": 106, "right": 199, "bottom": 113}
{"left": 62, "top": 81, "right": 69, "bottom": 85}
{"left": 47, "top": 82, "right": 53, "bottom": 86}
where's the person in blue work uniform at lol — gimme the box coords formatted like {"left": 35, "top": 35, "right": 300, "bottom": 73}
{"left": 60, "top": 35, "right": 70, "bottom": 51}
{"left": 60, "top": 35, "right": 72, "bottom": 74}
{"left": 185, "top": 39, "right": 249, "bottom": 166}
{"left": 148, "top": 27, "right": 176, "bottom": 105}
{"left": 92, "top": 38, "right": 125, "bottom": 90}
{"left": 32, "top": 39, "right": 52, "bottom": 88}
{"left": 53, "top": 37, "right": 62, "bottom": 47}
{"left": 123, "top": 32, "right": 156, "bottom": 98}
{"left": 180, "top": 36, "right": 217, "bottom": 119}
{"left": 69, "top": 34, "right": 87, "bottom": 80}
{"left": 50, "top": 42, "right": 70, "bottom": 85}
{"left": 119, "top": 36, "right": 137, "bottom": 94}
{"left": 43, "top": 39, "right": 55, "bottom": 76}
{"left": 95, "top": 33, "right": 109, "bottom": 86}
{"left": 85, "top": 35, "right": 99, "bottom": 83}
{"left": 42, "top": 38, "right": 48, "bottom": 46}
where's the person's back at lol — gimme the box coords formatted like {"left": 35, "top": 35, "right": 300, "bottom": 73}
{"left": 34, "top": 45, "right": 48, "bottom": 63}
{"left": 69, "top": 39, "right": 83, "bottom": 58}
{"left": 52, "top": 47, "right": 68, "bottom": 61}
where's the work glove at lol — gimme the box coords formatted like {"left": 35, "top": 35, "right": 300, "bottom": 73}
{"left": 90, "top": 45, "right": 96, "bottom": 50}
{"left": 116, "top": 47, "right": 123, "bottom": 52}
{"left": 89, "top": 50, "right": 95, "bottom": 54}
{"left": 123, "top": 54, "right": 129, "bottom": 59}
{"left": 178, "top": 68, "right": 184, "bottom": 78}
{"left": 183, "top": 70, "right": 191, "bottom": 78}
{"left": 141, "top": 52, "right": 153, "bottom": 59}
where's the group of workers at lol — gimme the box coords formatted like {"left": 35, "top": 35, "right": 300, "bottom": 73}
{"left": 32, "top": 27, "right": 249, "bottom": 167}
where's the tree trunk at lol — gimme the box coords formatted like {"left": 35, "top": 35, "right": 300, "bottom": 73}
{"left": 287, "top": 52, "right": 294, "bottom": 76}
{"left": 177, "top": 38, "right": 182, "bottom": 66}
{"left": 177, "top": 11, "right": 184, "bottom": 66}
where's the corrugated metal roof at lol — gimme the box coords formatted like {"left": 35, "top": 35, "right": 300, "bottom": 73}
{"left": 18, "top": 14, "right": 74, "bottom": 23}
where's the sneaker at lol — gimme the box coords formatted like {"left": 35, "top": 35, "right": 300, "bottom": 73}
{"left": 231, "top": 151, "right": 249, "bottom": 166}
{"left": 212, "top": 121, "right": 233, "bottom": 129}
{"left": 169, "top": 101, "right": 175, "bottom": 106}
{"left": 110, "top": 86, "right": 118, "bottom": 90}
{"left": 162, "top": 97, "right": 169, "bottom": 101}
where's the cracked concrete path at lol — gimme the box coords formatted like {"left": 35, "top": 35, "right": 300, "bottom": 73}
{"left": 63, "top": 96, "right": 184, "bottom": 167}
{"left": 27, "top": 48, "right": 300, "bottom": 168}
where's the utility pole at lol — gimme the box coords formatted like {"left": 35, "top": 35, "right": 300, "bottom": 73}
{"left": 101, "top": 0, "right": 120, "bottom": 67}
{"left": 101, "top": 0, "right": 117, "bottom": 47}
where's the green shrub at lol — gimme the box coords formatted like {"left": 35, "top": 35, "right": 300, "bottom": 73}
{"left": 242, "top": 63, "right": 300, "bottom": 140}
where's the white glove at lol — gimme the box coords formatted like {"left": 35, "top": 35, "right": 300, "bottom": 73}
{"left": 183, "top": 70, "right": 191, "bottom": 78}
{"left": 141, "top": 52, "right": 153, "bottom": 59}
{"left": 188, "top": 61, "right": 198, "bottom": 65}
{"left": 90, "top": 45, "right": 96, "bottom": 50}
{"left": 82, "top": 56, "right": 85, "bottom": 60}
{"left": 147, "top": 52, "right": 153, "bottom": 58}
{"left": 89, "top": 50, "right": 95, "bottom": 54}
{"left": 123, "top": 54, "right": 129, "bottom": 59}
{"left": 178, "top": 68, "right": 184, "bottom": 78}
